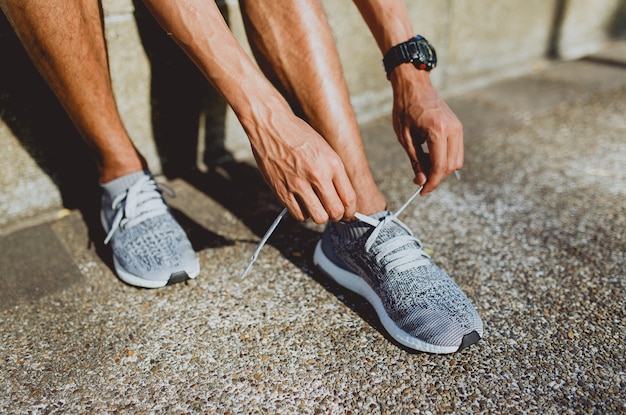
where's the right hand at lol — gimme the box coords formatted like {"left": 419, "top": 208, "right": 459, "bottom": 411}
{"left": 390, "top": 65, "right": 464, "bottom": 195}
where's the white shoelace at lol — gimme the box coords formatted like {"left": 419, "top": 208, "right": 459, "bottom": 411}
{"left": 354, "top": 186, "right": 431, "bottom": 273}
{"left": 240, "top": 186, "right": 425, "bottom": 278}
{"left": 359, "top": 213, "right": 431, "bottom": 274}
{"left": 104, "top": 176, "right": 169, "bottom": 244}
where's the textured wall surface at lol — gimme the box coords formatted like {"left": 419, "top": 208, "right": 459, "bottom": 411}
{"left": 1, "top": 0, "right": 624, "bottom": 229}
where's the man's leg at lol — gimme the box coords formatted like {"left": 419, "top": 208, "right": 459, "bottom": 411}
{"left": 240, "top": 0, "right": 483, "bottom": 353}
{"left": 240, "top": 0, "right": 386, "bottom": 217}
{"left": 0, "top": 0, "right": 142, "bottom": 182}
{"left": 0, "top": 0, "right": 199, "bottom": 287}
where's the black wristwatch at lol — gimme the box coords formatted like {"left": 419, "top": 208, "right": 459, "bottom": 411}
{"left": 382, "top": 35, "right": 437, "bottom": 79}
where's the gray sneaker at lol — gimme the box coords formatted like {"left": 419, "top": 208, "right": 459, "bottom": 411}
{"left": 313, "top": 208, "right": 483, "bottom": 354}
{"left": 101, "top": 172, "right": 199, "bottom": 288}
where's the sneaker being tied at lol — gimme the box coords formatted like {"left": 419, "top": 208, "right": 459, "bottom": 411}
{"left": 101, "top": 174, "right": 199, "bottom": 288}
{"left": 313, "top": 189, "right": 483, "bottom": 354}
{"left": 241, "top": 187, "right": 483, "bottom": 354}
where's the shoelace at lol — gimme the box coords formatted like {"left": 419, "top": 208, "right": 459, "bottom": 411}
{"left": 241, "top": 186, "right": 425, "bottom": 278}
{"left": 357, "top": 212, "right": 431, "bottom": 274}
{"left": 104, "top": 176, "right": 170, "bottom": 244}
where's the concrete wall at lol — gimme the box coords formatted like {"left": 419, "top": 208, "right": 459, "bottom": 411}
{"left": 1, "top": 0, "right": 624, "bottom": 231}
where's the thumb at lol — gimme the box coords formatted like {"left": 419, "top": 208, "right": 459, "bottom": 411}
{"left": 408, "top": 128, "right": 430, "bottom": 186}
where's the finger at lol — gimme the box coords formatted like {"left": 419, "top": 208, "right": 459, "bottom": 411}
{"left": 454, "top": 128, "right": 464, "bottom": 171}
{"left": 311, "top": 180, "right": 347, "bottom": 224}
{"left": 413, "top": 130, "right": 433, "bottom": 180}
{"left": 324, "top": 157, "right": 355, "bottom": 222}
{"left": 444, "top": 116, "right": 464, "bottom": 172}
{"left": 332, "top": 172, "right": 357, "bottom": 222}
{"left": 294, "top": 185, "right": 330, "bottom": 225}
{"left": 299, "top": 155, "right": 353, "bottom": 223}
{"left": 421, "top": 132, "right": 448, "bottom": 194}
{"left": 411, "top": 160, "right": 428, "bottom": 187}
{"left": 281, "top": 191, "right": 308, "bottom": 222}
{"left": 398, "top": 122, "right": 426, "bottom": 185}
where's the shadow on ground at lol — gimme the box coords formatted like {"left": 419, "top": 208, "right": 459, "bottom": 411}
{"left": 179, "top": 163, "right": 412, "bottom": 351}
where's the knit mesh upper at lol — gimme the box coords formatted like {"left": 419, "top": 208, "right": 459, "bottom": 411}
{"left": 326, "top": 213, "right": 483, "bottom": 348}
{"left": 101, "top": 173, "right": 198, "bottom": 284}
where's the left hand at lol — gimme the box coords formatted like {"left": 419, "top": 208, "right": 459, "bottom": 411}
{"left": 390, "top": 64, "right": 464, "bottom": 195}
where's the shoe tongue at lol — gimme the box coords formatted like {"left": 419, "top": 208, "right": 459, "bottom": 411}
{"left": 334, "top": 210, "right": 392, "bottom": 239}
{"left": 101, "top": 171, "right": 149, "bottom": 200}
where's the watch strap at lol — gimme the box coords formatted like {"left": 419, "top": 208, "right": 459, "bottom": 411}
{"left": 382, "top": 35, "right": 437, "bottom": 79}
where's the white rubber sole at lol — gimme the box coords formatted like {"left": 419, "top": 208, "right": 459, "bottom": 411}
{"left": 313, "top": 241, "right": 462, "bottom": 354}
{"left": 113, "top": 256, "right": 199, "bottom": 289}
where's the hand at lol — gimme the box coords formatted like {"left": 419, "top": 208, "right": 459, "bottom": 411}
{"left": 247, "top": 109, "right": 357, "bottom": 224}
{"left": 390, "top": 64, "right": 464, "bottom": 195}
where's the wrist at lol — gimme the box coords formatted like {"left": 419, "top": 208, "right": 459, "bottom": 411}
{"left": 237, "top": 93, "right": 292, "bottom": 139}
{"left": 389, "top": 63, "right": 432, "bottom": 89}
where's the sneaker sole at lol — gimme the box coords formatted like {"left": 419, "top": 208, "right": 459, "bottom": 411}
{"left": 113, "top": 256, "right": 200, "bottom": 289}
{"left": 314, "top": 241, "right": 478, "bottom": 354}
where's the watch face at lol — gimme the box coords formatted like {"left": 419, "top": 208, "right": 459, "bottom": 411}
{"left": 410, "top": 38, "right": 437, "bottom": 71}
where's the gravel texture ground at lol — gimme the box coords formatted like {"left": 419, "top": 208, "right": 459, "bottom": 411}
{"left": 1, "top": 41, "right": 625, "bottom": 415}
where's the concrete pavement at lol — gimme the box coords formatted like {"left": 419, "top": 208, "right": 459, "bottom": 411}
{"left": 1, "top": 40, "right": 625, "bottom": 414}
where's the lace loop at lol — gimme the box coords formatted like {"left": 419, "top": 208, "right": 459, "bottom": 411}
{"left": 359, "top": 187, "right": 431, "bottom": 274}
{"left": 103, "top": 176, "right": 170, "bottom": 244}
